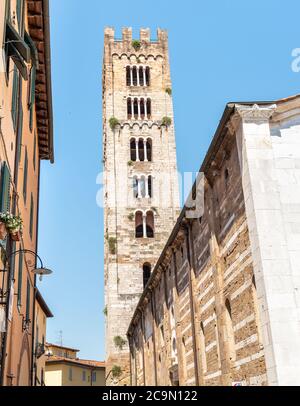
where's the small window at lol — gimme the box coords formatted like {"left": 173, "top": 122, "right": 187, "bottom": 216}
{"left": 69, "top": 367, "right": 73, "bottom": 381}
{"left": 132, "top": 66, "right": 137, "bottom": 86}
{"left": 145, "top": 67, "right": 150, "bottom": 86}
{"left": 135, "top": 211, "right": 143, "bottom": 238}
{"left": 146, "top": 98, "right": 151, "bottom": 118}
{"left": 146, "top": 211, "right": 154, "bottom": 238}
{"left": 138, "top": 139, "right": 145, "bottom": 161}
{"left": 82, "top": 371, "right": 86, "bottom": 381}
{"left": 92, "top": 371, "right": 97, "bottom": 382}
{"left": 146, "top": 139, "right": 152, "bottom": 161}
{"left": 130, "top": 138, "right": 136, "bottom": 161}
{"left": 143, "top": 263, "right": 151, "bottom": 288}
{"left": 126, "top": 66, "right": 131, "bottom": 86}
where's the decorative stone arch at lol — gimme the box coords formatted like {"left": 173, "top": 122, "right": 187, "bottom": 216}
{"left": 135, "top": 209, "right": 155, "bottom": 238}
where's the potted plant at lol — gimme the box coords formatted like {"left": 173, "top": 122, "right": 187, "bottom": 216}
{"left": 0, "top": 212, "right": 23, "bottom": 242}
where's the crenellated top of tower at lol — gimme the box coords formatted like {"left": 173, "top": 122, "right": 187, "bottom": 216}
{"left": 105, "top": 27, "right": 168, "bottom": 45}
{"left": 104, "top": 27, "right": 169, "bottom": 58}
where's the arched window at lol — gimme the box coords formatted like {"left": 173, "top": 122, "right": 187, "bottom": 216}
{"left": 138, "top": 139, "right": 145, "bottom": 161}
{"left": 143, "top": 263, "right": 151, "bottom": 288}
{"left": 126, "top": 66, "right": 131, "bottom": 86}
{"left": 148, "top": 175, "right": 152, "bottom": 198}
{"left": 146, "top": 67, "right": 150, "bottom": 86}
{"left": 146, "top": 211, "right": 154, "bottom": 238}
{"left": 130, "top": 138, "right": 136, "bottom": 161}
{"left": 146, "top": 139, "right": 152, "bottom": 161}
{"left": 127, "top": 98, "right": 132, "bottom": 119}
{"left": 146, "top": 98, "right": 151, "bottom": 118}
{"left": 139, "top": 67, "right": 144, "bottom": 87}
{"left": 140, "top": 98, "right": 145, "bottom": 120}
{"left": 133, "top": 98, "right": 138, "bottom": 119}
{"left": 225, "top": 298, "right": 236, "bottom": 362}
{"left": 135, "top": 211, "right": 143, "bottom": 238}
{"left": 132, "top": 66, "right": 137, "bottom": 86}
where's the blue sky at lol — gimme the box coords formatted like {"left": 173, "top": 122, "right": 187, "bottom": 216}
{"left": 37, "top": 0, "right": 300, "bottom": 360}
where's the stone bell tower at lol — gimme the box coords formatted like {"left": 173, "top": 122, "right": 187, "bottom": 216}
{"left": 102, "top": 27, "right": 180, "bottom": 385}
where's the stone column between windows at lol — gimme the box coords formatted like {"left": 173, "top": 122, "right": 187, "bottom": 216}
{"left": 142, "top": 213, "right": 147, "bottom": 238}
{"left": 145, "top": 176, "right": 149, "bottom": 198}
{"left": 137, "top": 177, "right": 142, "bottom": 198}
{"left": 143, "top": 140, "right": 148, "bottom": 162}
{"left": 130, "top": 67, "right": 133, "bottom": 86}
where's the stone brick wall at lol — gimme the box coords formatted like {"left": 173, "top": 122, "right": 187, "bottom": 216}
{"left": 103, "top": 27, "right": 180, "bottom": 385}
{"left": 127, "top": 102, "right": 270, "bottom": 386}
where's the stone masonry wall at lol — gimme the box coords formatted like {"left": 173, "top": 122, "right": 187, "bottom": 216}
{"left": 103, "top": 27, "right": 180, "bottom": 385}
{"left": 128, "top": 119, "right": 268, "bottom": 386}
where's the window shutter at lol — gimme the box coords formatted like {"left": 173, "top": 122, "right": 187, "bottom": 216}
{"left": 26, "top": 278, "right": 30, "bottom": 321}
{"left": 23, "top": 148, "right": 28, "bottom": 202}
{"left": 0, "top": 162, "right": 11, "bottom": 213}
{"left": 16, "top": 106, "right": 23, "bottom": 164}
{"left": 33, "top": 132, "right": 36, "bottom": 171}
{"left": 11, "top": 67, "right": 19, "bottom": 131}
{"left": 17, "top": 251, "right": 23, "bottom": 307}
{"left": 30, "top": 194, "right": 34, "bottom": 239}
{"left": 29, "top": 66, "right": 36, "bottom": 131}
{"left": 16, "top": 0, "right": 24, "bottom": 33}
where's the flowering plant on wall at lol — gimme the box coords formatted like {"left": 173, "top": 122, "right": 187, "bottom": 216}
{"left": 0, "top": 212, "right": 23, "bottom": 241}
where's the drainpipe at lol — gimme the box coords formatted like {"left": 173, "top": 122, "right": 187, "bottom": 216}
{"left": 184, "top": 221, "right": 200, "bottom": 386}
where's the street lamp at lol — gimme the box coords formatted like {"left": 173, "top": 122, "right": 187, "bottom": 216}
{"left": 7, "top": 249, "right": 53, "bottom": 281}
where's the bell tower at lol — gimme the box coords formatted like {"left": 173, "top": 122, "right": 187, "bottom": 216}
{"left": 102, "top": 27, "right": 180, "bottom": 385}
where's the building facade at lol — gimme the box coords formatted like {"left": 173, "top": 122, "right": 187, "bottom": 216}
{"left": 45, "top": 343, "right": 105, "bottom": 386}
{"left": 103, "top": 27, "right": 180, "bottom": 385}
{"left": 33, "top": 290, "right": 53, "bottom": 386}
{"left": 0, "top": 0, "right": 53, "bottom": 386}
{"left": 127, "top": 96, "right": 300, "bottom": 386}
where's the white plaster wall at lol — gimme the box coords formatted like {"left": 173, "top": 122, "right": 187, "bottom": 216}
{"left": 235, "top": 105, "right": 300, "bottom": 385}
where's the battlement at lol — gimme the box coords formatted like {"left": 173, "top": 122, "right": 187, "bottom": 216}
{"left": 104, "top": 27, "right": 168, "bottom": 46}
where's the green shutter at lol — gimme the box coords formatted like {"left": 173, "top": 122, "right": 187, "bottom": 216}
{"left": 17, "top": 251, "right": 23, "bottom": 306}
{"left": 30, "top": 194, "right": 34, "bottom": 239}
{"left": 26, "top": 278, "right": 30, "bottom": 320}
{"left": 33, "top": 132, "right": 36, "bottom": 171}
{"left": 5, "top": 0, "right": 11, "bottom": 21}
{"left": 11, "top": 67, "right": 19, "bottom": 131}
{"left": 0, "top": 162, "right": 10, "bottom": 213}
{"left": 16, "top": 106, "right": 23, "bottom": 164}
{"left": 29, "top": 66, "right": 36, "bottom": 131}
{"left": 16, "top": 0, "right": 24, "bottom": 33}
{"left": 23, "top": 148, "right": 28, "bottom": 202}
